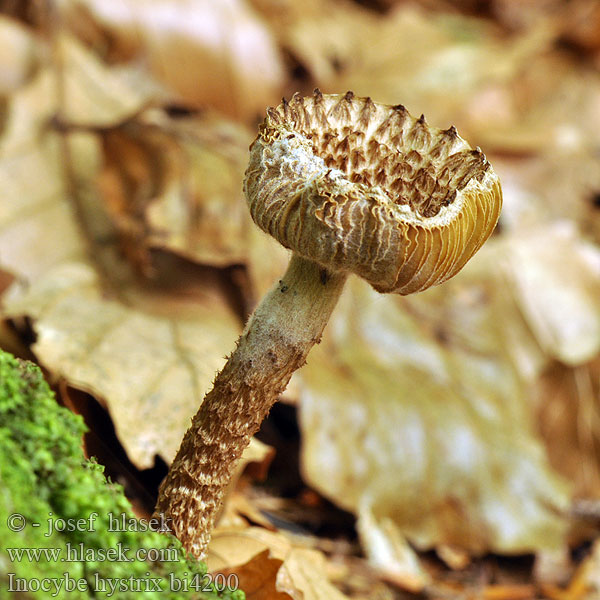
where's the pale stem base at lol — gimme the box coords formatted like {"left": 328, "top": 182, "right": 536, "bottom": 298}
{"left": 155, "top": 253, "right": 347, "bottom": 558}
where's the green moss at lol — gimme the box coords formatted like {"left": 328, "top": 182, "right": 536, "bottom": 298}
{"left": 0, "top": 350, "right": 244, "bottom": 600}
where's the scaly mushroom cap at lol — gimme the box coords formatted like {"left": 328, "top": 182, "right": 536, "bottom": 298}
{"left": 244, "top": 90, "right": 502, "bottom": 294}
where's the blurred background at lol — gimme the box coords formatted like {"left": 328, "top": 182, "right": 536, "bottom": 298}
{"left": 1, "top": 0, "right": 600, "bottom": 598}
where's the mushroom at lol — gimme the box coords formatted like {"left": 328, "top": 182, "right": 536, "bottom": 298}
{"left": 155, "top": 90, "right": 502, "bottom": 558}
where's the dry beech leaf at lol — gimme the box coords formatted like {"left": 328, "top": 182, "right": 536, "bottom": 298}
{"left": 218, "top": 549, "right": 291, "bottom": 600}
{"left": 4, "top": 262, "right": 240, "bottom": 468}
{"left": 253, "top": 0, "right": 381, "bottom": 87}
{"left": 218, "top": 438, "right": 277, "bottom": 531}
{"left": 218, "top": 490, "right": 277, "bottom": 534}
{"left": 246, "top": 226, "right": 290, "bottom": 303}
{"left": 575, "top": 537, "right": 600, "bottom": 596}
{"left": 445, "top": 0, "right": 600, "bottom": 159}
{"left": 298, "top": 257, "right": 571, "bottom": 574}
{"left": 0, "top": 293, "right": 31, "bottom": 360}
{"left": 276, "top": 3, "right": 544, "bottom": 130}
{"left": 209, "top": 527, "right": 350, "bottom": 600}
{"left": 399, "top": 226, "right": 600, "bottom": 526}
{"left": 58, "top": 0, "right": 285, "bottom": 121}
{"left": 276, "top": 0, "right": 600, "bottom": 159}
{"left": 468, "top": 49, "right": 600, "bottom": 155}
{"left": 356, "top": 507, "right": 430, "bottom": 591}
{"left": 535, "top": 359, "right": 600, "bottom": 501}
{"left": 0, "top": 58, "right": 240, "bottom": 469}
{"left": 55, "top": 32, "right": 161, "bottom": 127}
{"left": 240, "top": 437, "right": 275, "bottom": 472}
{"left": 501, "top": 223, "right": 600, "bottom": 366}
{"left": 562, "top": 0, "right": 600, "bottom": 55}
{"left": 457, "top": 8, "right": 600, "bottom": 157}
{"left": 0, "top": 70, "right": 85, "bottom": 281}
{"left": 98, "top": 110, "right": 255, "bottom": 269}
{"left": 492, "top": 150, "right": 600, "bottom": 247}
{"left": 0, "top": 15, "right": 39, "bottom": 94}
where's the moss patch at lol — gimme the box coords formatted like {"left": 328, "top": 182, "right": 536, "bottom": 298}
{"left": 0, "top": 349, "right": 243, "bottom": 600}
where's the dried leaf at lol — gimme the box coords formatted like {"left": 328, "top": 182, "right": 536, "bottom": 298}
{"left": 0, "top": 69, "right": 85, "bottom": 280}
{"left": 59, "top": 0, "right": 285, "bottom": 121}
{"left": 219, "top": 437, "right": 277, "bottom": 531}
{"left": 0, "top": 15, "right": 39, "bottom": 94}
{"left": 209, "top": 528, "right": 351, "bottom": 600}
{"left": 535, "top": 360, "right": 600, "bottom": 501}
{"left": 98, "top": 110, "right": 255, "bottom": 269}
{"left": 493, "top": 0, "right": 600, "bottom": 56}
{"left": 220, "top": 491, "right": 278, "bottom": 533}
{"left": 298, "top": 257, "right": 571, "bottom": 565}
{"left": 273, "top": 0, "right": 600, "bottom": 163}
{"left": 5, "top": 262, "right": 239, "bottom": 468}
{"left": 280, "top": 3, "right": 539, "bottom": 130}
{"left": 469, "top": 50, "right": 600, "bottom": 155}
{"left": 575, "top": 538, "right": 600, "bottom": 597}
{"left": 0, "top": 59, "right": 240, "bottom": 469}
{"left": 357, "top": 506, "right": 430, "bottom": 591}
{"left": 492, "top": 150, "right": 600, "bottom": 247}
{"left": 219, "top": 549, "right": 291, "bottom": 600}
{"left": 501, "top": 223, "right": 600, "bottom": 366}
{"left": 56, "top": 32, "right": 161, "bottom": 127}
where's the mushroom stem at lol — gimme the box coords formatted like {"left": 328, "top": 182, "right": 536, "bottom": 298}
{"left": 155, "top": 253, "right": 347, "bottom": 558}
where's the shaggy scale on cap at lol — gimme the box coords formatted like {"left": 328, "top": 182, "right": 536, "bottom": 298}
{"left": 245, "top": 90, "right": 502, "bottom": 294}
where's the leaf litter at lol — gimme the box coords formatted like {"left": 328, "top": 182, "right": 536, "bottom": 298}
{"left": 1, "top": 1, "right": 600, "bottom": 599}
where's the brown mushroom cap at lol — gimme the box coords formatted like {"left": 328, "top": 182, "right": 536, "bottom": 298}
{"left": 244, "top": 90, "right": 502, "bottom": 294}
